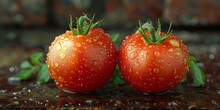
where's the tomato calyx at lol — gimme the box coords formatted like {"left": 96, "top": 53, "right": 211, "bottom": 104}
{"left": 69, "top": 14, "right": 103, "bottom": 36}
{"left": 136, "top": 20, "right": 173, "bottom": 45}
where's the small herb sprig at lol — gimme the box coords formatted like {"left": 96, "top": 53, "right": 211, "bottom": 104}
{"left": 8, "top": 52, "right": 50, "bottom": 84}
{"left": 188, "top": 56, "right": 205, "bottom": 87}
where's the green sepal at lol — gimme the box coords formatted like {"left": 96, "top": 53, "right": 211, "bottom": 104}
{"left": 136, "top": 20, "right": 173, "bottom": 45}
{"left": 69, "top": 14, "right": 103, "bottom": 36}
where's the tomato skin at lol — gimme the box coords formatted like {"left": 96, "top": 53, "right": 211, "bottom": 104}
{"left": 46, "top": 28, "right": 117, "bottom": 92}
{"left": 118, "top": 32, "right": 189, "bottom": 94}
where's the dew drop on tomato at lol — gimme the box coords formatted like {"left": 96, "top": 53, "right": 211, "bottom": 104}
{"left": 65, "top": 38, "right": 69, "bottom": 41}
{"left": 76, "top": 43, "right": 81, "bottom": 47}
{"left": 130, "top": 51, "right": 138, "bottom": 60}
{"left": 63, "top": 45, "right": 68, "bottom": 50}
{"left": 59, "top": 53, "right": 66, "bottom": 59}
{"left": 168, "top": 48, "right": 174, "bottom": 52}
{"left": 92, "top": 60, "right": 97, "bottom": 65}
{"left": 153, "top": 68, "right": 159, "bottom": 73}
{"left": 97, "top": 41, "right": 103, "bottom": 46}
{"left": 159, "top": 77, "right": 164, "bottom": 81}
{"left": 73, "top": 48, "right": 77, "bottom": 51}
{"left": 135, "top": 61, "right": 140, "bottom": 66}
{"left": 58, "top": 77, "right": 64, "bottom": 83}
{"left": 54, "top": 63, "right": 58, "bottom": 68}
{"left": 56, "top": 44, "right": 62, "bottom": 50}
{"left": 86, "top": 39, "right": 92, "bottom": 43}
{"left": 154, "top": 51, "right": 160, "bottom": 57}
{"left": 127, "top": 46, "right": 132, "bottom": 51}
{"left": 98, "top": 50, "right": 104, "bottom": 55}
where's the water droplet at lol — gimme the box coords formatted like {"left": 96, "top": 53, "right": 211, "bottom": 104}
{"left": 131, "top": 41, "right": 136, "bottom": 46}
{"left": 153, "top": 68, "right": 159, "bottom": 73}
{"left": 97, "top": 41, "right": 103, "bottom": 46}
{"left": 127, "top": 46, "right": 132, "bottom": 51}
{"left": 93, "top": 60, "right": 97, "bottom": 65}
{"left": 128, "top": 68, "right": 132, "bottom": 72}
{"left": 169, "top": 40, "right": 179, "bottom": 47}
{"left": 65, "top": 38, "right": 69, "bottom": 41}
{"left": 57, "top": 43, "right": 62, "bottom": 50}
{"left": 93, "top": 38, "right": 98, "bottom": 42}
{"left": 159, "top": 77, "right": 164, "bottom": 81}
{"left": 98, "top": 50, "right": 104, "bottom": 55}
{"left": 176, "top": 52, "right": 180, "bottom": 56}
{"left": 148, "top": 68, "right": 152, "bottom": 72}
{"left": 63, "top": 46, "right": 68, "bottom": 50}
{"left": 168, "top": 48, "right": 174, "bottom": 52}
{"left": 173, "top": 68, "right": 177, "bottom": 74}
{"left": 58, "top": 77, "right": 64, "bottom": 82}
{"left": 159, "top": 59, "right": 164, "bottom": 63}
{"left": 54, "top": 63, "right": 58, "bottom": 67}
{"left": 209, "top": 54, "right": 215, "bottom": 60}
{"left": 130, "top": 51, "right": 138, "bottom": 59}
{"left": 60, "top": 53, "right": 66, "bottom": 59}
{"left": 86, "top": 39, "right": 92, "bottom": 43}
{"left": 76, "top": 43, "right": 81, "bottom": 47}
{"left": 154, "top": 51, "right": 160, "bottom": 57}
{"left": 135, "top": 61, "right": 140, "bottom": 66}
{"left": 73, "top": 48, "right": 77, "bottom": 51}
{"left": 83, "top": 46, "right": 87, "bottom": 49}
{"left": 86, "top": 100, "right": 93, "bottom": 105}
{"left": 175, "top": 75, "right": 179, "bottom": 79}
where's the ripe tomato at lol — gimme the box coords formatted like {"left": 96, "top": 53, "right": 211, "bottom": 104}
{"left": 46, "top": 15, "right": 117, "bottom": 92}
{"left": 118, "top": 21, "right": 189, "bottom": 94}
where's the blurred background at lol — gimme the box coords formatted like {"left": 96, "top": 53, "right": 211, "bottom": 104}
{"left": 0, "top": 0, "right": 220, "bottom": 68}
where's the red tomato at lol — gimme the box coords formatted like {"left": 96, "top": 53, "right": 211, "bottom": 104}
{"left": 46, "top": 16, "right": 117, "bottom": 92}
{"left": 118, "top": 22, "right": 189, "bottom": 94}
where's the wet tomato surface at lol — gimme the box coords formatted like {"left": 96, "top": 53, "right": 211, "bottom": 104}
{"left": 46, "top": 29, "right": 117, "bottom": 92}
{"left": 0, "top": 45, "right": 220, "bottom": 109}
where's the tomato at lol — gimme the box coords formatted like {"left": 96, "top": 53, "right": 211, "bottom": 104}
{"left": 46, "top": 15, "right": 117, "bottom": 92}
{"left": 118, "top": 21, "right": 189, "bottom": 94}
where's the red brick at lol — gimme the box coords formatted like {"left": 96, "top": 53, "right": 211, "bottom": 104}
{"left": 164, "top": 0, "right": 220, "bottom": 26}
{"left": 103, "top": 0, "right": 164, "bottom": 28}
{"left": 0, "top": 0, "right": 47, "bottom": 26}
{"left": 53, "top": 0, "right": 87, "bottom": 26}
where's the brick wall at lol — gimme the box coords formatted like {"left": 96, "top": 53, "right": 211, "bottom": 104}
{"left": 0, "top": 0, "right": 220, "bottom": 28}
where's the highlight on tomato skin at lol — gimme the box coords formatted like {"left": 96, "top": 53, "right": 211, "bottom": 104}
{"left": 118, "top": 21, "right": 189, "bottom": 94}
{"left": 46, "top": 15, "right": 117, "bottom": 93}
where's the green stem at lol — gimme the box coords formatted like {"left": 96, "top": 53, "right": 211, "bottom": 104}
{"left": 69, "top": 14, "right": 103, "bottom": 36}
{"left": 137, "top": 20, "right": 173, "bottom": 45}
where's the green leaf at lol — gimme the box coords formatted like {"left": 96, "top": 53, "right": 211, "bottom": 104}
{"left": 20, "top": 60, "right": 33, "bottom": 69}
{"left": 180, "top": 75, "right": 187, "bottom": 83}
{"left": 155, "top": 19, "right": 161, "bottom": 40}
{"left": 37, "top": 64, "right": 50, "bottom": 84}
{"left": 30, "top": 52, "right": 43, "bottom": 66}
{"left": 10, "top": 68, "right": 36, "bottom": 81}
{"left": 110, "top": 33, "right": 119, "bottom": 43}
{"left": 111, "top": 66, "right": 125, "bottom": 85}
{"left": 189, "top": 56, "right": 205, "bottom": 87}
